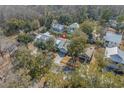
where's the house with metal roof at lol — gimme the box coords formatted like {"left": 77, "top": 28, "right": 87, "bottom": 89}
{"left": 35, "top": 32, "right": 54, "bottom": 42}
{"left": 55, "top": 38, "right": 70, "bottom": 54}
{"left": 105, "top": 47, "right": 124, "bottom": 64}
{"left": 67, "top": 23, "right": 79, "bottom": 33}
{"left": 79, "top": 46, "right": 95, "bottom": 63}
{"left": 103, "top": 32, "right": 122, "bottom": 47}
{"left": 52, "top": 23, "right": 64, "bottom": 33}
{"left": 108, "top": 19, "right": 118, "bottom": 28}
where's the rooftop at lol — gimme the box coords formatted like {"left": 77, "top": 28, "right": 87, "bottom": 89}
{"left": 52, "top": 23, "right": 64, "bottom": 32}
{"left": 105, "top": 47, "right": 124, "bottom": 64}
{"left": 67, "top": 23, "right": 79, "bottom": 33}
{"left": 55, "top": 38, "right": 70, "bottom": 53}
{"left": 104, "top": 32, "right": 122, "bottom": 44}
{"left": 35, "top": 32, "right": 53, "bottom": 42}
{"left": 85, "top": 46, "right": 95, "bottom": 58}
{"left": 69, "top": 23, "right": 79, "bottom": 29}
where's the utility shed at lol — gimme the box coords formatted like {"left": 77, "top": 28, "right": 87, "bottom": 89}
{"left": 105, "top": 47, "right": 124, "bottom": 64}
{"left": 104, "top": 32, "right": 122, "bottom": 47}
{"left": 79, "top": 46, "right": 95, "bottom": 63}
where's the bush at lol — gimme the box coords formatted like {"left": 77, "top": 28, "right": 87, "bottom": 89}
{"left": 34, "top": 41, "right": 46, "bottom": 50}
{"left": 17, "top": 34, "right": 33, "bottom": 45}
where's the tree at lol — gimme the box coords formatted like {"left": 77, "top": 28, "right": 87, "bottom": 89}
{"left": 4, "top": 18, "right": 27, "bottom": 36}
{"left": 87, "top": 6, "right": 101, "bottom": 20}
{"left": 17, "top": 34, "right": 33, "bottom": 45}
{"left": 68, "top": 30, "right": 88, "bottom": 57}
{"left": 117, "top": 15, "right": 124, "bottom": 23}
{"left": 45, "top": 37, "right": 55, "bottom": 51}
{"left": 94, "top": 48, "right": 108, "bottom": 70}
{"left": 31, "top": 19, "right": 40, "bottom": 30}
{"left": 4, "top": 18, "right": 40, "bottom": 35}
{"left": 67, "top": 63, "right": 124, "bottom": 88}
{"left": 67, "top": 69, "right": 85, "bottom": 88}
{"left": 45, "top": 71, "right": 68, "bottom": 88}
{"left": 80, "top": 20, "right": 95, "bottom": 35}
{"left": 58, "top": 15, "right": 73, "bottom": 25}
{"left": 34, "top": 41, "right": 46, "bottom": 50}
{"left": 100, "top": 9, "right": 112, "bottom": 23}
{"left": 39, "top": 12, "right": 54, "bottom": 30}
{"left": 34, "top": 37, "right": 55, "bottom": 51}
{"left": 78, "top": 6, "right": 88, "bottom": 23}
{"left": 72, "top": 6, "right": 88, "bottom": 23}
{"left": 6, "top": 68, "right": 32, "bottom": 88}
{"left": 14, "top": 48, "right": 53, "bottom": 80}
{"left": 66, "top": 64, "right": 101, "bottom": 88}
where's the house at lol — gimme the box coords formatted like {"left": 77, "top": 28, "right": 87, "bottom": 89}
{"left": 79, "top": 46, "right": 95, "bottom": 63}
{"left": 55, "top": 38, "right": 70, "bottom": 55}
{"left": 52, "top": 23, "right": 64, "bottom": 33}
{"left": 108, "top": 19, "right": 118, "bottom": 28}
{"left": 103, "top": 32, "right": 122, "bottom": 47}
{"left": 35, "top": 32, "right": 54, "bottom": 42}
{"left": 105, "top": 47, "right": 124, "bottom": 64}
{"left": 67, "top": 23, "right": 79, "bottom": 33}
{"left": 104, "top": 63, "right": 124, "bottom": 75}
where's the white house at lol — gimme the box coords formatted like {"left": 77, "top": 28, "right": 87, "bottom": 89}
{"left": 67, "top": 23, "right": 79, "bottom": 33}
{"left": 105, "top": 47, "right": 124, "bottom": 64}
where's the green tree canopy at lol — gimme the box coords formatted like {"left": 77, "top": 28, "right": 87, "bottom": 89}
{"left": 34, "top": 37, "right": 55, "bottom": 51}
{"left": 14, "top": 48, "right": 53, "bottom": 80}
{"left": 117, "top": 15, "right": 124, "bottom": 23}
{"left": 100, "top": 9, "right": 112, "bottom": 23}
{"left": 17, "top": 34, "right": 33, "bottom": 45}
{"left": 68, "top": 30, "right": 88, "bottom": 57}
{"left": 58, "top": 14, "right": 73, "bottom": 25}
{"left": 80, "top": 20, "right": 96, "bottom": 35}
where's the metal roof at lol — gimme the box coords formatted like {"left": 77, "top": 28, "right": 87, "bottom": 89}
{"left": 105, "top": 47, "right": 124, "bottom": 64}
{"left": 35, "top": 32, "right": 53, "bottom": 42}
{"left": 55, "top": 38, "right": 70, "bottom": 53}
{"left": 104, "top": 32, "right": 122, "bottom": 44}
{"left": 69, "top": 23, "right": 79, "bottom": 29}
{"left": 52, "top": 23, "right": 64, "bottom": 32}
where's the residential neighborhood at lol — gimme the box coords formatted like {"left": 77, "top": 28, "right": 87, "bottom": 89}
{"left": 1, "top": 6, "right": 124, "bottom": 88}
